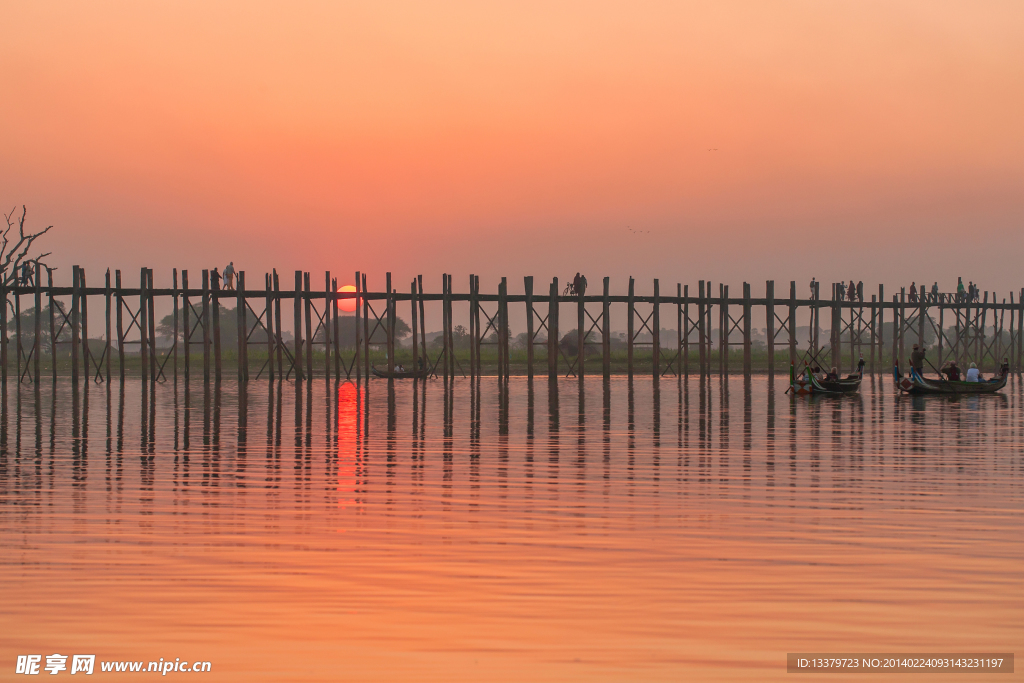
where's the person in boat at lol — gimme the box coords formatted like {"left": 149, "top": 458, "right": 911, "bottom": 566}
{"left": 909, "top": 344, "right": 926, "bottom": 377}
{"left": 1001, "top": 358, "right": 1010, "bottom": 377}
{"left": 826, "top": 367, "right": 839, "bottom": 381}
{"left": 857, "top": 357, "right": 865, "bottom": 376}
{"left": 965, "top": 362, "right": 981, "bottom": 382}
{"left": 396, "top": 364, "right": 405, "bottom": 372}
{"left": 940, "top": 360, "right": 961, "bottom": 381}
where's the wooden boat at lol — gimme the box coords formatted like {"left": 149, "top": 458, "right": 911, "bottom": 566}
{"left": 894, "top": 364, "right": 1007, "bottom": 395}
{"left": 370, "top": 365, "right": 430, "bottom": 379}
{"left": 789, "top": 361, "right": 862, "bottom": 395}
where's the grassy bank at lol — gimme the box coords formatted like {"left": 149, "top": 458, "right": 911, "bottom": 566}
{"left": 3, "top": 344, "right": 1009, "bottom": 378}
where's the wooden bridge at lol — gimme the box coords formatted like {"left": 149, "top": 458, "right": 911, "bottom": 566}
{"left": 2, "top": 265, "right": 1021, "bottom": 384}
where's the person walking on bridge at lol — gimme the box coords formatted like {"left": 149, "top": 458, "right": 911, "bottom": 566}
{"left": 223, "top": 262, "right": 236, "bottom": 290}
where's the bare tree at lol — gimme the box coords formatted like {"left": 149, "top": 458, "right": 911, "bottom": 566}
{"left": 1, "top": 206, "right": 53, "bottom": 288}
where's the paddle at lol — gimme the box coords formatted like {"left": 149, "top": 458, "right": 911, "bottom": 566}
{"left": 922, "top": 356, "right": 957, "bottom": 387}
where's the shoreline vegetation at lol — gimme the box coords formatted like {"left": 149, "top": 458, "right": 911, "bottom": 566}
{"left": 6, "top": 345, "right": 1007, "bottom": 378}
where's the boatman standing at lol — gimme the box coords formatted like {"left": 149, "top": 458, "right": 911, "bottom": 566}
{"left": 910, "top": 344, "right": 926, "bottom": 377}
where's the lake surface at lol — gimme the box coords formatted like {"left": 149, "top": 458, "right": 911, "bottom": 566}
{"left": 1, "top": 376, "right": 1022, "bottom": 681}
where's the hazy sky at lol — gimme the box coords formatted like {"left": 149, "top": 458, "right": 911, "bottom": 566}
{"left": 2, "top": 1, "right": 1022, "bottom": 298}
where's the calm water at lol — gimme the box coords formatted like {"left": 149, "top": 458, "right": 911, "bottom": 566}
{"left": 1, "top": 376, "right": 1022, "bottom": 681}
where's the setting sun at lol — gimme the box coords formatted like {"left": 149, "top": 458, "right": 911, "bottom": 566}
{"left": 337, "top": 284, "right": 357, "bottom": 313}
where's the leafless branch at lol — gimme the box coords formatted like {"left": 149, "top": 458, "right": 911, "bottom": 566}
{"left": 1, "top": 206, "right": 53, "bottom": 288}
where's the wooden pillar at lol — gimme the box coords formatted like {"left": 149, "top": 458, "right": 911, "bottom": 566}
{"left": 918, "top": 289, "right": 926, "bottom": 350}
{"left": 524, "top": 276, "right": 534, "bottom": 379}
{"left": 721, "top": 284, "right": 729, "bottom": 375}
{"left": 937, "top": 297, "right": 944, "bottom": 368}
{"left": 891, "top": 294, "right": 899, "bottom": 368}
{"left": 48, "top": 269, "right": 56, "bottom": 383}
{"left": 410, "top": 278, "right": 418, "bottom": 374}
{"left": 742, "top": 282, "right": 751, "bottom": 376}
{"left": 577, "top": 279, "right": 585, "bottom": 380}
{"left": 333, "top": 277, "right": 341, "bottom": 380}
{"left": 627, "top": 277, "right": 635, "bottom": 378}
{"left": 304, "top": 272, "right": 314, "bottom": 380}
{"left": 212, "top": 270, "right": 223, "bottom": 381}
{"left": 788, "top": 281, "right": 797, "bottom": 366}
{"left": 828, "top": 284, "right": 838, "bottom": 371}
{"left": 603, "top": 278, "right": 611, "bottom": 378}
{"left": 264, "top": 274, "right": 274, "bottom": 381}
{"left": 147, "top": 269, "right": 157, "bottom": 381}
{"left": 33, "top": 264, "right": 41, "bottom": 383}
{"left": 698, "top": 280, "right": 706, "bottom": 375}
{"left": 499, "top": 277, "right": 509, "bottom": 380}
{"left": 1003, "top": 292, "right": 1011, "bottom": 370}
{"left": 870, "top": 295, "right": 878, "bottom": 373}
{"left": 385, "top": 272, "right": 394, "bottom": 376}
{"left": 323, "top": 271, "right": 331, "bottom": 381}
{"left": 877, "top": 284, "right": 884, "bottom": 369}
{"left": 354, "top": 271, "right": 361, "bottom": 382}
{"left": 848, "top": 291, "right": 857, "bottom": 372}
{"left": 293, "top": 270, "right": 303, "bottom": 381}
{"left": 548, "top": 277, "right": 558, "bottom": 380}
{"left": 72, "top": 266, "right": 81, "bottom": 384}
{"left": 274, "top": 271, "right": 284, "bottom": 378}
{"left": 138, "top": 266, "right": 148, "bottom": 381}
{"left": 468, "top": 275, "right": 477, "bottom": 378}
{"left": 182, "top": 270, "right": 190, "bottom": 382}
{"left": 237, "top": 271, "right": 247, "bottom": 382}
{"left": 116, "top": 270, "right": 125, "bottom": 381}
{"left": 963, "top": 290, "right": 972, "bottom": 365}
{"left": 83, "top": 268, "right": 92, "bottom": 379}
{"left": 976, "top": 291, "right": 987, "bottom": 364}
{"left": 202, "top": 270, "right": 211, "bottom": 383}
{"left": 440, "top": 274, "right": 448, "bottom": 380}
{"left": 361, "top": 273, "right": 370, "bottom": 379}
{"left": 172, "top": 269, "right": 179, "bottom": 382}
{"left": 453, "top": 275, "right": 461, "bottom": 378}
{"left": 238, "top": 271, "right": 249, "bottom": 380}
{"left": 234, "top": 271, "right": 244, "bottom": 381}
{"left": 899, "top": 288, "right": 906, "bottom": 365}
{"left": 682, "top": 284, "right": 689, "bottom": 376}
{"left": 652, "top": 279, "right": 660, "bottom": 381}
{"left": 718, "top": 283, "right": 725, "bottom": 374}
{"left": 812, "top": 281, "right": 820, "bottom": 355}
{"left": 765, "top": 280, "right": 775, "bottom": 375}
{"left": 419, "top": 275, "right": 427, "bottom": 376}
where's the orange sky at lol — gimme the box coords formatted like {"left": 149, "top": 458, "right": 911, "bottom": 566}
{"left": 2, "top": 1, "right": 1022, "bottom": 297}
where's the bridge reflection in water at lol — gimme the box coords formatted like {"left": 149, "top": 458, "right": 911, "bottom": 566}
{"left": 0, "top": 376, "right": 1021, "bottom": 682}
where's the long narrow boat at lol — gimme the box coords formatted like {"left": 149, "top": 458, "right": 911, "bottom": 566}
{"left": 789, "top": 361, "right": 862, "bottom": 395}
{"left": 894, "top": 364, "right": 1007, "bottom": 395}
{"left": 371, "top": 365, "right": 430, "bottom": 379}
